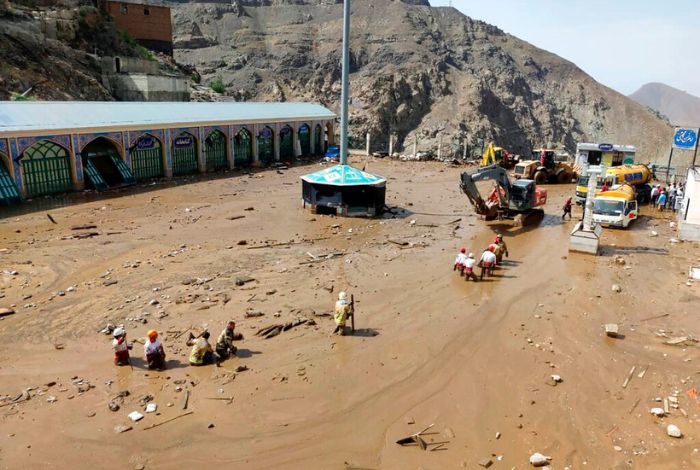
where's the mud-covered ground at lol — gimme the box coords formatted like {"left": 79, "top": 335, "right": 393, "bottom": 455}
{"left": 0, "top": 159, "right": 699, "bottom": 469}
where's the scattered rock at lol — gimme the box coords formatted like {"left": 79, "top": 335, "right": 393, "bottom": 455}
{"left": 114, "top": 424, "right": 132, "bottom": 434}
{"left": 128, "top": 411, "right": 144, "bottom": 422}
{"left": 46, "top": 395, "right": 57, "bottom": 403}
{"left": 235, "top": 365, "right": 249, "bottom": 372}
{"left": 605, "top": 323, "right": 620, "bottom": 338}
{"left": 109, "top": 402, "right": 120, "bottom": 412}
{"left": 529, "top": 453, "right": 551, "bottom": 467}
{"left": 145, "top": 403, "right": 157, "bottom": 413}
{"left": 86, "top": 411, "right": 96, "bottom": 417}
{"left": 650, "top": 407, "right": 665, "bottom": 417}
{"left": 237, "top": 240, "right": 248, "bottom": 245}
{"left": 614, "top": 256, "right": 626, "bottom": 265}
{"left": 244, "top": 309, "right": 264, "bottom": 318}
{"left": 103, "top": 280, "right": 118, "bottom": 287}
{"left": 550, "top": 374, "right": 562, "bottom": 383}
{"left": 208, "top": 423, "right": 215, "bottom": 428}
{"left": 611, "top": 284, "right": 622, "bottom": 293}
{"left": 0, "top": 307, "right": 15, "bottom": 317}
{"left": 667, "top": 424, "right": 682, "bottom": 438}
{"left": 478, "top": 457, "right": 493, "bottom": 468}
{"left": 613, "top": 445, "right": 622, "bottom": 452}
{"left": 235, "top": 276, "right": 255, "bottom": 286}
{"left": 650, "top": 230, "right": 658, "bottom": 237}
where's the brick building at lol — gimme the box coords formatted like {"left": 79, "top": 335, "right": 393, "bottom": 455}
{"left": 99, "top": 0, "right": 173, "bottom": 55}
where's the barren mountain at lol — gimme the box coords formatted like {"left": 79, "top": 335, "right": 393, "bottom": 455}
{"left": 630, "top": 82, "right": 700, "bottom": 127}
{"left": 173, "top": 0, "right": 671, "bottom": 157}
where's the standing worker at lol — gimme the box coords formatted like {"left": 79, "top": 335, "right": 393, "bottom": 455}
{"left": 144, "top": 330, "right": 166, "bottom": 370}
{"left": 112, "top": 327, "right": 130, "bottom": 366}
{"left": 651, "top": 185, "right": 660, "bottom": 207}
{"left": 562, "top": 196, "right": 573, "bottom": 220}
{"left": 333, "top": 291, "right": 354, "bottom": 336}
{"left": 494, "top": 233, "right": 509, "bottom": 262}
{"left": 657, "top": 190, "right": 667, "bottom": 212}
{"left": 186, "top": 331, "right": 215, "bottom": 366}
{"left": 216, "top": 321, "right": 242, "bottom": 360}
{"left": 454, "top": 247, "right": 468, "bottom": 275}
{"left": 463, "top": 252, "right": 478, "bottom": 282}
{"left": 479, "top": 246, "right": 497, "bottom": 280}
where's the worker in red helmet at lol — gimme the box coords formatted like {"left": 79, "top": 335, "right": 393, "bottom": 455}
{"left": 494, "top": 233, "right": 509, "bottom": 261}
{"left": 479, "top": 246, "right": 497, "bottom": 280}
{"left": 454, "top": 247, "right": 468, "bottom": 275}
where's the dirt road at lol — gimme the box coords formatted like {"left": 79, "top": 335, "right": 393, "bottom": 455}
{"left": 0, "top": 159, "right": 698, "bottom": 469}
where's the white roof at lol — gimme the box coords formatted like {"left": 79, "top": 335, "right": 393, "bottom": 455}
{"left": 576, "top": 142, "right": 636, "bottom": 152}
{"left": 0, "top": 101, "right": 336, "bottom": 136}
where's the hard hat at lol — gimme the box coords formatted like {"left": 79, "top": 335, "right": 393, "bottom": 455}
{"left": 495, "top": 234, "right": 502, "bottom": 241}
{"left": 468, "top": 252, "right": 474, "bottom": 258}
{"left": 460, "top": 247, "right": 466, "bottom": 253}
{"left": 338, "top": 291, "right": 347, "bottom": 301}
{"left": 488, "top": 245, "right": 495, "bottom": 252}
{"left": 147, "top": 330, "right": 158, "bottom": 340}
{"left": 113, "top": 327, "right": 125, "bottom": 338}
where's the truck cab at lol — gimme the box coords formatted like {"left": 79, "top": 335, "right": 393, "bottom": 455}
{"left": 592, "top": 185, "right": 638, "bottom": 228}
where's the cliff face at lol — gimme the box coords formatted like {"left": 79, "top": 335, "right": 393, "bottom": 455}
{"left": 173, "top": 0, "right": 670, "bottom": 157}
{"left": 630, "top": 82, "right": 700, "bottom": 127}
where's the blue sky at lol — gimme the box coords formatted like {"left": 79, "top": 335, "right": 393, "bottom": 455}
{"left": 442, "top": 0, "right": 700, "bottom": 97}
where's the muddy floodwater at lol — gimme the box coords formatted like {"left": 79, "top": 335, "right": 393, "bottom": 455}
{"left": 0, "top": 158, "right": 698, "bottom": 469}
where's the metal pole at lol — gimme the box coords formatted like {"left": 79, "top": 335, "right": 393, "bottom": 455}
{"left": 339, "top": 0, "right": 351, "bottom": 166}
{"left": 693, "top": 128, "right": 699, "bottom": 167}
{"left": 666, "top": 147, "right": 674, "bottom": 185}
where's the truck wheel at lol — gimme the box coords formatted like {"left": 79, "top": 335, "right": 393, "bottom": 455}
{"left": 557, "top": 171, "right": 570, "bottom": 184}
{"left": 534, "top": 171, "right": 547, "bottom": 184}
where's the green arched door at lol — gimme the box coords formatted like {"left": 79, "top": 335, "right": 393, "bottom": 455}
{"left": 314, "top": 125, "right": 322, "bottom": 155}
{"left": 279, "top": 126, "right": 293, "bottom": 160}
{"left": 20, "top": 140, "right": 73, "bottom": 197}
{"left": 234, "top": 129, "right": 253, "bottom": 166}
{"left": 258, "top": 127, "right": 274, "bottom": 164}
{"left": 298, "top": 124, "right": 311, "bottom": 156}
{"left": 0, "top": 153, "right": 21, "bottom": 204}
{"left": 130, "top": 134, "right": 164, "bottom": 181}
{"left": 171, "top": 132, "right": 198, "bottom": 176}
{"left": 204, "top": 130, "right": 227, "bottom": 171}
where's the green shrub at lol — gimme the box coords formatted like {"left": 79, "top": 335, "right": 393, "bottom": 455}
{"left": 210, "top": 78, "right": 225, "bottom": 94}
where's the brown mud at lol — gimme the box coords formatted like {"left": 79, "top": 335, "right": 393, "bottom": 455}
{"left": 0, "top": 159, "right": 699, "bottom": 469}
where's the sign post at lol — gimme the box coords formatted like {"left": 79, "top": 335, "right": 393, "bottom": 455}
{"left": 668, "top": 128, "right": 699, "bottom": 182}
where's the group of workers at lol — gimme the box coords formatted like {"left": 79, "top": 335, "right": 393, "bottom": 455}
{"left": 111, "top": 321, "right": 242, "bottom": 368}
{"left": 454, "top": 233, "right": 509, "bottom": 281}
{"left": 651, "top": 183, "right": 684, "bottom": 213}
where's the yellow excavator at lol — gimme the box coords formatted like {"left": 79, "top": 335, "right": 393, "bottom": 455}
{"left": 480, "top": 143, "right": 517, "bottom": 169}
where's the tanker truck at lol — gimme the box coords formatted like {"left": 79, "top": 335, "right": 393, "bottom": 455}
{"left": 592, "top": 184, "right": 638, "bottom": 228}
{"left": 575, "top": 164, "right": 652, "bottom": 205}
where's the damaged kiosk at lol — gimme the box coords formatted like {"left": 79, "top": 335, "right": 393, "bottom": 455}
{"left": 301, "top": 0, "right": 386, "bottom": 217}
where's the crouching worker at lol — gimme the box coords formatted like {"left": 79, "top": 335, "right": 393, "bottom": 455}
{"left": 333, "top": 291, "right": 353, "bottom": 336}
{"left": 216, "top": 321, "right": 243, "bottom": 360}
{"left": 186, "top": 331, "right": 215, "bottom": 366}
{"left": 112, "top": 327, "right": 131, "bottom": 366}
{"left": 479, "top": 246, "right": 497, "bottom": 280}
{"left": 144, "top": 330, "right": 166, "bottom": 370}
{"left": 454, "top": 247, "right": 468, "bottom": 275}
{"left": 463, "top": 252, "right": 478, "bottom": 282}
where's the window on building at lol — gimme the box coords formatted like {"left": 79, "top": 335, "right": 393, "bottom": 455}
{"left": 144, "top": 6, "right": 150, "bottom": 15}
{"left": 120, "top": 2, "right": 127, "bottom": 13}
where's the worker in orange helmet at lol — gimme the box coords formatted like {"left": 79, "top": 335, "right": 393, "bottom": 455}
{"left": 494, "top": 233, "right": 509, "bottom": 263}
{"left": 144, "top": 329, "right": 166, "bottom": 370}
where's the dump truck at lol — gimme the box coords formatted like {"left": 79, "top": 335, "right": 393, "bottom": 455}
{"left": 460, "top": 164, "right": 547, "bottom": 223}
{"left": 513, "top": 148, "right": 575, "bottom": 184}
{"left": 592, "top": 184, "right": 638, "bottom": 228}
{"left": 575, "top": 164, "right": 652, "bottom": 205}
{"left": 480, "top": 143, "right": 517, "bottom": 169}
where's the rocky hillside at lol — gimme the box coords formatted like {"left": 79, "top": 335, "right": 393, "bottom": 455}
{"left": 630, "top": 82, "right": 700, "bottom": 127}
{"left": 172, "top": 0, "right": 671, "bottom": 158}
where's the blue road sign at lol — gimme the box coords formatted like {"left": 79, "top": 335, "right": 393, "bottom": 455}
{"left": 673, "top": 128, "right": 698, "bottom": 150}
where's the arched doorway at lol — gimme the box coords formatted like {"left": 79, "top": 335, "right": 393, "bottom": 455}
{"left": 204, "top": 130, "right": 228, "bottom": 171}
{"left": 82, "top": 137, "right": 133, "bottom": 190}
{"left": 171, "top": 132, "right": 198, "bottom": 176}
{"left": 19, "top": 140, "right": 72, "bottom": 198}
{"left": 298, "top": 124, "right": 311, "bottom": 156}
{"left": 233, "top": 128, "right": 253, "bottom": 167}
{"left": 0, "top": 152, "right": 21, "bottom": 205}
{"left": 257, "top": 126, "right": 274, "bottom": 164}
{"left": 279, "top": 125, "right": 294, "bottom": 160}
{"left": 314, "top": 124, "right": 322, "bottom": 155}
{"left": 130, "top": 134, "right": 164, "bottom": 181}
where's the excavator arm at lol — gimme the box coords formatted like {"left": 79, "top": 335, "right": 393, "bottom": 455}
{"left": 460, "top": 164, "right": 512, "bottom": 218}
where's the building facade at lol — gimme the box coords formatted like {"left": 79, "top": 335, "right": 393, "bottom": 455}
{"left": 0, "top": 102, "right": 336, "bottom": 204}
{"left": 99, "top": 0, "right": 173, "bottom": 55}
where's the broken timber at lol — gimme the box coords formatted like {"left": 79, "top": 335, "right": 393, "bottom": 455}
{"left": 142, "top": 411, "right": 193, "bottom": 430}
{"left": 255, "top": 318, "right": 314, "bottom": 339}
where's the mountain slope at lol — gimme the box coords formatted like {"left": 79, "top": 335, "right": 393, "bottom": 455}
{"left": 172, "top": 0, "right": 671, "bottom": 157}
{"left": 630, "top": 82, "right": 700, "bottom": 127}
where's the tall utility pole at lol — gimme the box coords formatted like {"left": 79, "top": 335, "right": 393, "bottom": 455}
{"left": 339, "top": 0, "right": 351, "bottom": 166}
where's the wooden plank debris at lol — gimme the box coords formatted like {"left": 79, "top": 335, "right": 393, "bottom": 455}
{"left": 142, "top": 411, "right": 193, "bottom": 430}
{"left": 622, "top": 366, "right": 636, "bottom": 388}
